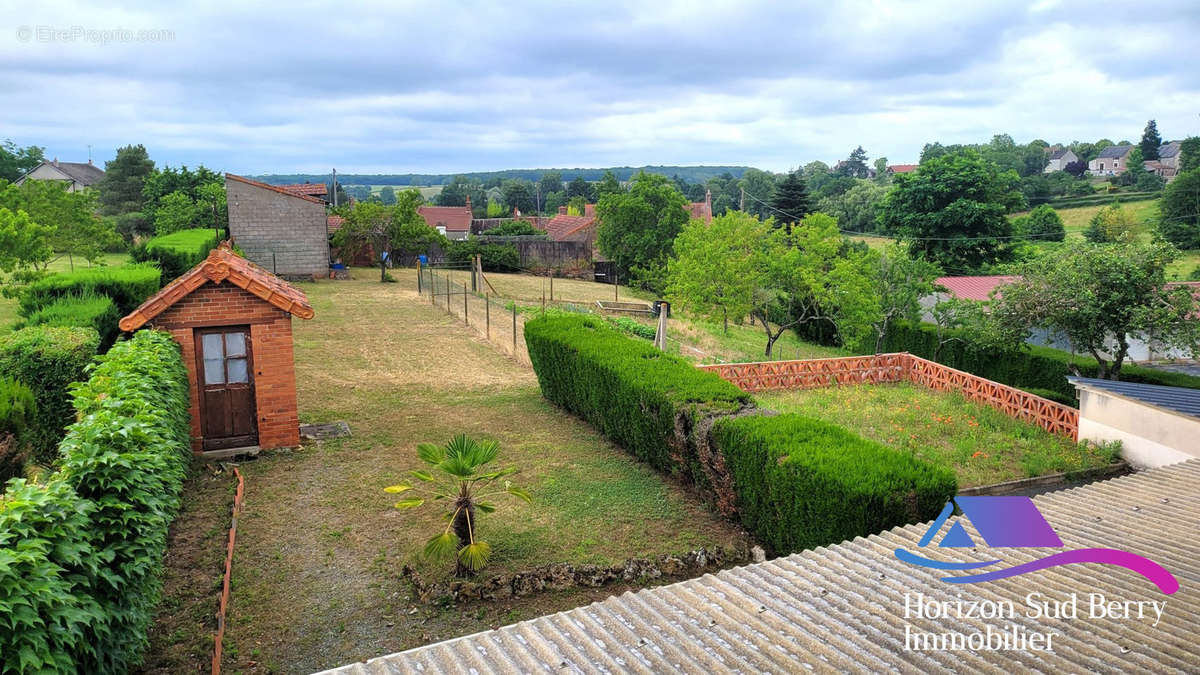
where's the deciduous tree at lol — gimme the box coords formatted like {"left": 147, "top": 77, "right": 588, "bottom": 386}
{"left": 333, "top": 190, "right": 442, "bottom": 282}
{"left": 1157, "top": 168, "right": 1200, "bottom": 249}
{"left": 0, "top": 207, "right": 53, "bottom": 288}
{"left": 990, "top": 241, "right": 1199, "bottom": 379}
{"left": 153, "top": 190, "right": 200, "bottom": 235}
{"left": 595, "top": 172, "right": 689, "bottom": 289}
{"left": 666, "top": 211, "right": 767, "bottom": 334}
{"left": 594, "top": 170, "right": 623, "bottom": 199}
{"left": 879, "top": 149, "right": 1023, "bottom": 271}
{"left": 0, "top": 140, "right": 45, "bottom": 183}
{"left": 868, "top": 244, "right": 941, "bottom": 353}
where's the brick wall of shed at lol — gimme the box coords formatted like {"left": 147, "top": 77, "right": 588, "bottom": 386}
{"left": 145, "top": 281, "right": 302, "bottom": 452}
{"left": 227, "top": 178, "right": 329, "bottom": 279}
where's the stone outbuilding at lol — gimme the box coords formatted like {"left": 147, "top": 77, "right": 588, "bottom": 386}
{"left": 118, "top": 242, "right": 314, "bottom": 454}
{"left": 226, "top": 173, "right": 330, "bottom": 280}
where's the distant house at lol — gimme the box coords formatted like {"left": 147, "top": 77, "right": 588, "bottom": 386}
{"left": 418, "top": 199, "right": 472, "bottom": 240}
{"left": 1153, "top": 141, "right": 1183, "bottom": 181}
{"left": 543, "top": 204, "right": 598, "bottom": 243}
{"left": 226, "top": 173, "right": 330, "bottom": 280}
{"left": 685, "top": 190, "right": 714, "bottom": 223}
{"left": 1043, "top": 148, "right": 1079, "bottom": 173}
{"left": 14, "top": 158, "right": 105, "bottom": 192}
{"left": 1088, "top": 145, "right": 1134, "bottom": 176}
{"left": 887, "top": 164, "right": 918, "bottom": 175}
{"left": 277, "top": 182, "right": 331, "bottom": 204}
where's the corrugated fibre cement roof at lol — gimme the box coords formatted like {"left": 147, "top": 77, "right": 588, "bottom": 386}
{"left": 320, "top": 460, "right": 1200, "bottom": 674}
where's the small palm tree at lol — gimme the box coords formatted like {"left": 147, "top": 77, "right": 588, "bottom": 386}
{"left": 386, "top": 435, "right": 531, "bottom": 576}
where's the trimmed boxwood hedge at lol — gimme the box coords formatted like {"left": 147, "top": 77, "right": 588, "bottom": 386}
{"left": 0, "top": 326, "right": 100, "bottom": 464}
{"left": 131, "top": 228, "right": 220, "bottom": 279}
{"left": 862, "top": 321, "right": 1200, "bottom": 404}
{"left": 19, "top": 294, "right": 121, "bottom": 350}
{"left": 18, "top": 263, "right": 162, "bottom": 316}
{"left": 712, "top": 414, "right": 956, "bottom": 553}
{"left": 0, "top": 330, "right": 191, "bottom": 673}
{"left": 525, "top": 313, "right": 750, "bottom": 477}
{"left": 525, "top": 314, "right": 956, "bottom": 555}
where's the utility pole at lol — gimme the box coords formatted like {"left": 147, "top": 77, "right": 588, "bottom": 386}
{"left": 332, "top": 168, "right": 338, "bottom": 208}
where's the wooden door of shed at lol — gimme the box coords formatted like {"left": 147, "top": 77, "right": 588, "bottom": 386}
{"left": 195, "top": 327, "right": 258, "bottom": 450}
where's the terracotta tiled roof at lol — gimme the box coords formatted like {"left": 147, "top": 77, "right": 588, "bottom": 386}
{"left": 326, "top": 215, "right": 346, "bottom": 233}
{"left": 225, "top": 173, "right": 326, "bottom": 205}
{"left": 418, "top": 205, "right": 472, "bottom": 232}
{"left": 277, "top": 183, "right": 329, "bottom": 197}
{"left": 888, "top": 164, "right": 918, "bottom": 173}
{"left": 118, "top": 242, "right": 315, "bottom": 332}
{"left": 542, "top": 214, "right": 596, "bottom": 241}
{"left": 935, "top": 275, "right": 1019, "bottom": 301}
{"left": 686, "top": 201, "right": 713, "bottom": 223}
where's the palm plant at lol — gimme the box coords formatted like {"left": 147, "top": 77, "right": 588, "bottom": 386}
{"left": 386, "top": 434, "right": 530, "bottom": 576}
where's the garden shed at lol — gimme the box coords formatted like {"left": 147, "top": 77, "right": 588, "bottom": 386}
{"left": 118, "top": 242, "right": 314, "bottom": 454}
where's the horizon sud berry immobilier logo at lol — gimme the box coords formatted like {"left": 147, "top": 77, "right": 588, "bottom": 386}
{"left": 894, "top": 496, "right": 1178, "bottom": 595}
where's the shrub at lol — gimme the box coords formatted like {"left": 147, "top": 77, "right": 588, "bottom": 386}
{"left": 863, "top": 320, "right": 1200, "bottom": 402}
{"left": 446, "top": 240, "right": 521, "bottom": 272}
{"left": 0, "top": 377, "right": 36, "bottom": 483}
{"left": 18, "top": 263, "right": 162, "bottom": 316}
{"left": 0, "top": 326, "right": 100, "bottom": 463}
{"left": 1025, "top": 204, "right": 1065, "bottom": 242}
{"left": 525, "top": 314, "right": 750, "bottom": 476}
{"left": 713, "top": 414, "right": 956, "bottom": 553}
{"left": 131, "top": 228, "right": 220, "bottom": 279}
{"left": 19, "top": 293, "right": 120, "bottom": 350}
{"left": 481, "top": 221, "right": 546, "bottom": 237}
{"left": 0, "top": 330, "right": 191, "bottom": 673}
{"left": 607, "top": 316, "right": 656, "bottom": 340}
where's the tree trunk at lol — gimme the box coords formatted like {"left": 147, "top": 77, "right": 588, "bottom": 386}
{"left": 722, "top": 306, "right": 728, "bottom": 335}
{"left": 379, "top": 261, "right": 387, "bottom": 283}
{"left": 451, "top": 500, "right": 476, "bottom": 577}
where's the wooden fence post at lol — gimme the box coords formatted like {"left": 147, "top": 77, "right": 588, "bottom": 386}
{"left": 512, "top": 303, "right": 517, "bottom": 351}
{"left": 549, "top": 275, "right": 553, "bottom": 302}
{"left": 486, "top": 293, "right": 490, "bottom": 339}
{"left": 653, "top": 301, "right": 670, "bottom": 351}
{"left": 463, "top": 287, "right": 468, "bottom": 323}
{"left": 417, "top": 260, "right": 422, "bottom": 294}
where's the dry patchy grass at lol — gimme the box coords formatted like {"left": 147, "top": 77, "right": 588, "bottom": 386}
{"left": 148, "top": 273, "right": 749, "bottom": 674}
{"left": 757, "top": 383, "right": 1118, "bottom": 488}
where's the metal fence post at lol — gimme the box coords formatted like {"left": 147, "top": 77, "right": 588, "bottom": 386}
{"left": 445, "top": 277, "right": 450, "bottom": 311}
{"left": 549, "top": 275, "right": 553, "bottom": 302}
{"left": 463, "top": 287, "right": 468, "bottom": 324}
{"left": 512, "top": 303, "right": 517, "bottom": 351}
{"left": 417, "top": 260, "right": 422, "bottom": 294}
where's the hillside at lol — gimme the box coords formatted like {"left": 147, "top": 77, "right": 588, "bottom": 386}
{"left": 252, "top": 165, "right": 754, "bottom": 187}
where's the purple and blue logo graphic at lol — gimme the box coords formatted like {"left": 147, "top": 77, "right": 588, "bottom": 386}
{"left": 894, "top": 496, "right": 1178, "bottom": 595}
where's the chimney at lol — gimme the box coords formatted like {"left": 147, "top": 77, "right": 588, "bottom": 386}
{"left": 705, "top": 189, "right": 712, "bottom": 211}
{"left": 558, "top": 205, "right": 568, "bottom": 215}
{"left": 53, "top": 157, "right": 59, "bottom": 167}
{"left": 465, "top": 195, "right": 472, "bottom": 211}
{"left": 87, "top": 159, "right": 93, "bottom": 166}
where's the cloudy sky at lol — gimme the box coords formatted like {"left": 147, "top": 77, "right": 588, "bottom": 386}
{"left": 3, "top": 0, "right": 1198, "bottom": 175}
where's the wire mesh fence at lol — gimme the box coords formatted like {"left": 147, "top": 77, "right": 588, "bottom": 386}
{"left": 420, "top": 265, "right": 532, "bottom": 366}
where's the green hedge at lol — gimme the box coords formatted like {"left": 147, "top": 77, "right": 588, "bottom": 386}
{"left": 131, "top": 228, "right": 220, "bottom": 279}
{"left": 713, "top": 414, "right": 956, "bottom": 553}
{"left": 18, "top": 263, "right": 162, "bottom": 316}
{"left": 0, "top": 330, "right": 191, "bottom": 673}
{"left": 19, "top": 294, "right": 121, "bottom": 350}
{"left": 0, "top": 377, "right": 36, "bottom": 483}
{"left": 526, "top": 314, "right": 749, "bottom": 476}
{"left": 526, "top": 314, "right": 955, "bottom": 555}
{"left": 862, "top": 321, "right": 1200, "bottom": 403}
{"left": 0, "top": 326, "right": 100, "bottom": 464}
{"left": 446, "top": 240, "right": 522, "bottom": 272}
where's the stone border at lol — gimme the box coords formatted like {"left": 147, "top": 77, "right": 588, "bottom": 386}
{"left": 402, "top": 546, "right": 749, "bottom": 604}
{"left": 957, "top": 461, "right": 1130, "bottom": 496}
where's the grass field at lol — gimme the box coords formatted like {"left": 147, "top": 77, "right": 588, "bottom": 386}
{"left": 143, "top": 275, "right": 749, "bottom": 674}
{"left": 756, "top": 383, "right": 1119, "bottom": 488}
{"left": 0, "top": 252, "right": 129, "bottom": 329}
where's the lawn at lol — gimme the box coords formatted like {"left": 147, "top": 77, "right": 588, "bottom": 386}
{"left": 0, "top": 252, "right": 129, "bottom": 330}
{"left": 756, "top": 383, "right": 1119, "bottom": 488}
{"left": 143, "top": 275, "right": 750, "bottom": 674}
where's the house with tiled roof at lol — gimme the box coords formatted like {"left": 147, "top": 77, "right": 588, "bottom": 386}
{"left": 276, "top": 182, "right": 330, "bottom": 203}
{"left": 226, "top": 173, "right": 330, "bottom": 280}
{"left": 418, "top": 198, "right": 473, "bottom": 241}
{"left": 1043, "top": 147, "right": 1079, "bottom": 173}
{"left": 119, "top": 242, "right": 314, "bottom": 454}
{"left": 1151, "top": 141, "right": 1183, "bottom": 181}
{"left": 542, "top": 203, "right": 598, "bottom": 243}
{"left": 887, "top": 163, "right": 918, "bottom": 175}
{"left": 1088, "top": 145, "right": 1135, "bottom": 176}
{"left": 685, "top": 190, "right": 714, "bottom": 223}
{"left": 15, "top": 158, "right": 105, "bottom": 192}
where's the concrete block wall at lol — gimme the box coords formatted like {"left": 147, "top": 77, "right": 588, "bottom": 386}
{"left": 227, "top": 177, "right": 328, "bottom": 279}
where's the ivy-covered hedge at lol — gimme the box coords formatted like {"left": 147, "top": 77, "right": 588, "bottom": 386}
{"left": 18, "top": 263, "right": 162, "bottom": 316}
{"left": 0, "top": 326, "right": 100, "bottom": 463}
{"left": 861, "top": 321, "right": 1200, "bottom": 403}
{"left": 712, "top": 414, "right": 956, "bottom": 553}
{"left": 526, "top": 314, "right": 750, "bottom": 477}
{"left": 0, "top": 330, "right": 191, "bottom": 673}
{"left": 131, "top": 228, "right": 220, "bottom": 279}
{"left": 19, "top": 294, "right": 121, "bottom": 350}
{"left": 526, "top": 314, "right": 955, "bottom": 555}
